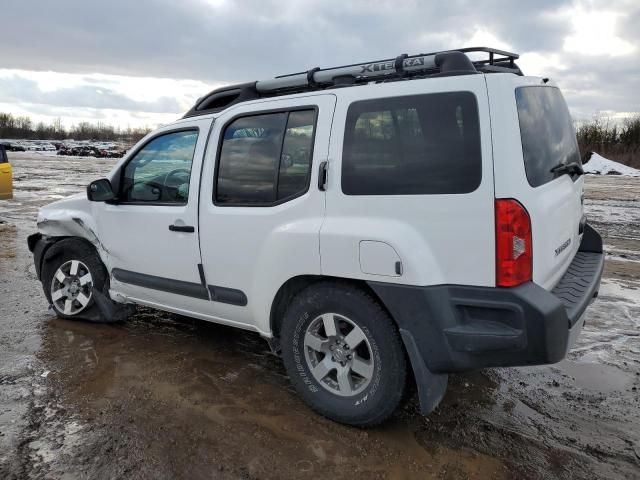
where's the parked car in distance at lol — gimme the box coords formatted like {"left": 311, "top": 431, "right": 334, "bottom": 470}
{"left": 0, "top": 141, "right": 26, "bottom": 152}
{"left": 28, "top": 47, "right": 604, "bottom": 427}
{"left": 57, "top": 144, "right": 126, "bottom": 158}
{"left": 0, "top": 145, "right": 13, "bottom": 200}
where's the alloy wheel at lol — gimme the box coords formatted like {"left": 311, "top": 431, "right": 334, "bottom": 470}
{"left": 303, "top": 313, "right": 375, "bottom": 397}
{"left": 50, "top": 260, "right": 93, "bottom": 316}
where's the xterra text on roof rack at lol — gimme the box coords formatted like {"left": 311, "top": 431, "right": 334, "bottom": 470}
{"left": 28, "top": 47, "right": 604, "bottom": 426}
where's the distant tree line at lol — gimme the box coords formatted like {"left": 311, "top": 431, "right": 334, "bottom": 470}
{"left": 0, "top": 112, "right": 152, "bottom": 143}
{"left": 1, "top": 110, "right": 639, "bottom": 167}
{"left": 576, "top": 115, "right": 640, "bottom": 169}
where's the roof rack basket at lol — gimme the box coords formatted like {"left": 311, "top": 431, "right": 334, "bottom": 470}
{"left": 184, "top": 46, "right": 521, "bottom": 118}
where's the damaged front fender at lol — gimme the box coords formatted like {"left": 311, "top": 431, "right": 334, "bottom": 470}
{"left": 35, "top": 193, "right": 109, "bottom": 257}
{"left": 31, "top": 194, "right": 109, "bottom": 279}
{"left": 28, "top": 194, "right": 133, "bottom": 322}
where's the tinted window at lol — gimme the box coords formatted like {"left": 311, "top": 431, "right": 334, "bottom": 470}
{"left": 216, "top": 109, "right": 317, "bottom": 205}
{"left": 0, "top": 145, "right": 7, "bottom": 164}
{"left": 278, "top": 110, "right": 316, "bottom": 199}
{"left": 342, "top": 92, "right": 481, "bottom": 195}
{"left": 121, "top": 130, "right": 198, "bottom": 204}
{"left": 515, "top": 87, "right": 581, "bottom": 187}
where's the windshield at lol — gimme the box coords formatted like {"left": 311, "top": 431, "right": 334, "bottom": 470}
{"left": 515, "top": 86, "right": 581, "bottom": 187}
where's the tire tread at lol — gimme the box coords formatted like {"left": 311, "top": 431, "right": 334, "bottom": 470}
{"left": 280, "top": 280, "right": 407, "bottom": 427}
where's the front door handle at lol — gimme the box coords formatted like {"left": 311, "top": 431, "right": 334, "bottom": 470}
{"left": 169, "top": 224, "right": 195, "bottom": 233}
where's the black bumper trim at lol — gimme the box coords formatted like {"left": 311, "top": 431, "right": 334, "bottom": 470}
{"left": 552, "top": 251, "right": 603, "bottom": 327}
{"left": 369, "top": 281, "right": 570, "bottom": 372}
{"left": 28, "top": 233, "right": 58, "bottom": 281}
{"left": 369, "top": 224, "right": 604, "bottom": 374}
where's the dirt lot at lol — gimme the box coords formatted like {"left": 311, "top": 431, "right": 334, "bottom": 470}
{"left": 1, "top": 153, "right": 639, "bottom": 479}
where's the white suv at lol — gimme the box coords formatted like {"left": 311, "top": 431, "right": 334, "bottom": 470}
{"left": 28, "top": 48, "right": 604, "bottom": 426}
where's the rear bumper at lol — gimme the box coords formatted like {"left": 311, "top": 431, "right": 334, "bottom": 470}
{"left": 369, "top": 224, "right": 604, "bottom": 374}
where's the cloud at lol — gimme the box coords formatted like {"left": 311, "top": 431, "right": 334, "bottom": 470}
{"left": 0, "top": 69, "right": 216, "bottom": 127}
{"left": 0, "top": 75, "right": 183, "bottom": 113}
{"left": 0, "top": 0, "right": 590, "bottom": 81}
{"left": 0, "top": 0, "right": 637, "bottom": 124}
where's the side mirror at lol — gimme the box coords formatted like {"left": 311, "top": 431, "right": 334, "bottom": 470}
{"left": 87, "top": 178, "right": 116, "bottom": 202}
{"left": 0, "top": 145, "right": 8, "bottom": 164}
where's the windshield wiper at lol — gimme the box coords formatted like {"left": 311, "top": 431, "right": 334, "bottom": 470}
{"left": 550, "top": 161, "right": 584, "bottom": 177}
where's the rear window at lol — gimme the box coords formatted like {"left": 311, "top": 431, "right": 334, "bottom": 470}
{"left": 215, "top": 109, "right": 317, "bottom": 205}
{"left": 341, "top": 92, "right": 482, "bottom": 195}
{"left": 515, "top": 86, "right": 581, "bottom": 187}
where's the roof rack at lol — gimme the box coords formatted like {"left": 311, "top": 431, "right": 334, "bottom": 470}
{"left": 184, "top": 47, "right": 521, "bottom": 118}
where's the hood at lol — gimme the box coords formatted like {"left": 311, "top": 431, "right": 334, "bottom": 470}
{"left": 39, "top": 192, "right": 87, "bottom": 215}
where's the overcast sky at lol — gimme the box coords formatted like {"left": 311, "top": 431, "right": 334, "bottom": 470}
{"left": 1, "top": 0, "right": 638, "bottom": 129}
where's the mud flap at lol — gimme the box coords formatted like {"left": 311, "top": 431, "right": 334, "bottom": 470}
{"left": 47, "top": 287, "right": 134, "bottom": 323}
{"left": 84, "top": 287, "right": 135, "bottom": 323}
{"left": 400, "top": 329, "right": 448, "bottom": 415}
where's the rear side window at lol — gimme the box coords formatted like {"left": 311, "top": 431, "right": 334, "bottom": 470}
{"left": 515, "top": 86, "right": 581, "bottom": 187}
{"left": 341, "top": 92, "right": 481, "bottom": 195}
{"left": 215, "top": 109, "right": 317, "bottom": 205}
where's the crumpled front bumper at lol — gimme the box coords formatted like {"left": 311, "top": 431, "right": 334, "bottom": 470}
{"left": 27, "top": 232, "right": 56, "bottom": 280}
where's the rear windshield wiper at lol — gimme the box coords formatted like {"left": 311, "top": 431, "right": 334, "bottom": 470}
{"left": 550, "top": 161, "right": 584, "bottom": 177}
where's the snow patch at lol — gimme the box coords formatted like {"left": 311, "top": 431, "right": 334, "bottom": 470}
{"left": 583, "top": 153, "right": 640, "bottom": 177}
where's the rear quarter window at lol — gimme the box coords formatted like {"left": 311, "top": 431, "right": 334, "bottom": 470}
{"left": 515, "top": 86, "right": 581, "bottom": 187}
{"left": 341, "top": 91, "right": 482, "bottom": 195}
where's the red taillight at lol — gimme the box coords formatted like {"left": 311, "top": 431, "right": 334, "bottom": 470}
{"left": 495, "top": 199, "right": 532, "bottom": 287}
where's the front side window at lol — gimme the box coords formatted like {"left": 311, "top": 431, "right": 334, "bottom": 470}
{"left": 120, "top": 130, "right": 198, "bottom": 204}
{"left": 342, "top": 92, "right": 482, "bottom": 195}
{"left": 215, "top": 109, "right": 317, "bottom": 205}
{"left": 515, "top": 86, "right": 581, "bottom": 187}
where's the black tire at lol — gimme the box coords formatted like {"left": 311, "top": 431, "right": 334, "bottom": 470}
{"left": 41, "top": 238, "right": 108, "bottom": 320}
{"left": 280, "top": 281, "right": 407, "bottom": 427}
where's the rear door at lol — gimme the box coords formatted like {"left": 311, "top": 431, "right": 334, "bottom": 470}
{"left": 488, "top": 76, "right": 583, "bottom": 290}
{"left": 321, "top": 75, "right": 496, "bottom": 288}
{"left": 198, "top": 94, "right": 335, "bottom": 334}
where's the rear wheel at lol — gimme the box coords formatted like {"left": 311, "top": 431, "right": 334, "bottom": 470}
{"left": 280, "top": 282, "right": 407, "bottom": 426}
{"left": 41, "top": 238, "right": 108, "bottom": 320}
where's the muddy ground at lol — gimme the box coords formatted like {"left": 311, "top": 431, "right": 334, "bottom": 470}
{"left": 0, "top": 152, "right": 638, "bottom": 479}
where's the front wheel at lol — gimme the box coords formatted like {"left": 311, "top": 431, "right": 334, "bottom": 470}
{"left": 280, "top": 282, "right": 407, "bottom": 427}
{"left": 41, "top": 238, "right": 108, "bottom": 320}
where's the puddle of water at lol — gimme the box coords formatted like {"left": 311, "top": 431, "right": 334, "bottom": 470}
{"left": 553, "top": 360, "right": 632, "bottom": 392}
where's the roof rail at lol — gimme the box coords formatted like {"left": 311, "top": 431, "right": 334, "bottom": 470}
{"left": 184, "top": 47, "right": 521, "bottom": 118}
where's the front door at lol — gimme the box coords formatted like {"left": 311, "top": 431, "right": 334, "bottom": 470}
{"left": 98, "top": 118, "right": 213, "bottom": 315}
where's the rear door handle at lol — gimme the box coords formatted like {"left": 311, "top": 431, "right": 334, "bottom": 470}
{"left": 169, "top": 224, "right": 195, "bottom": 233}
{"left": 318, "top": 161, "right": 328, "bottom": 191}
